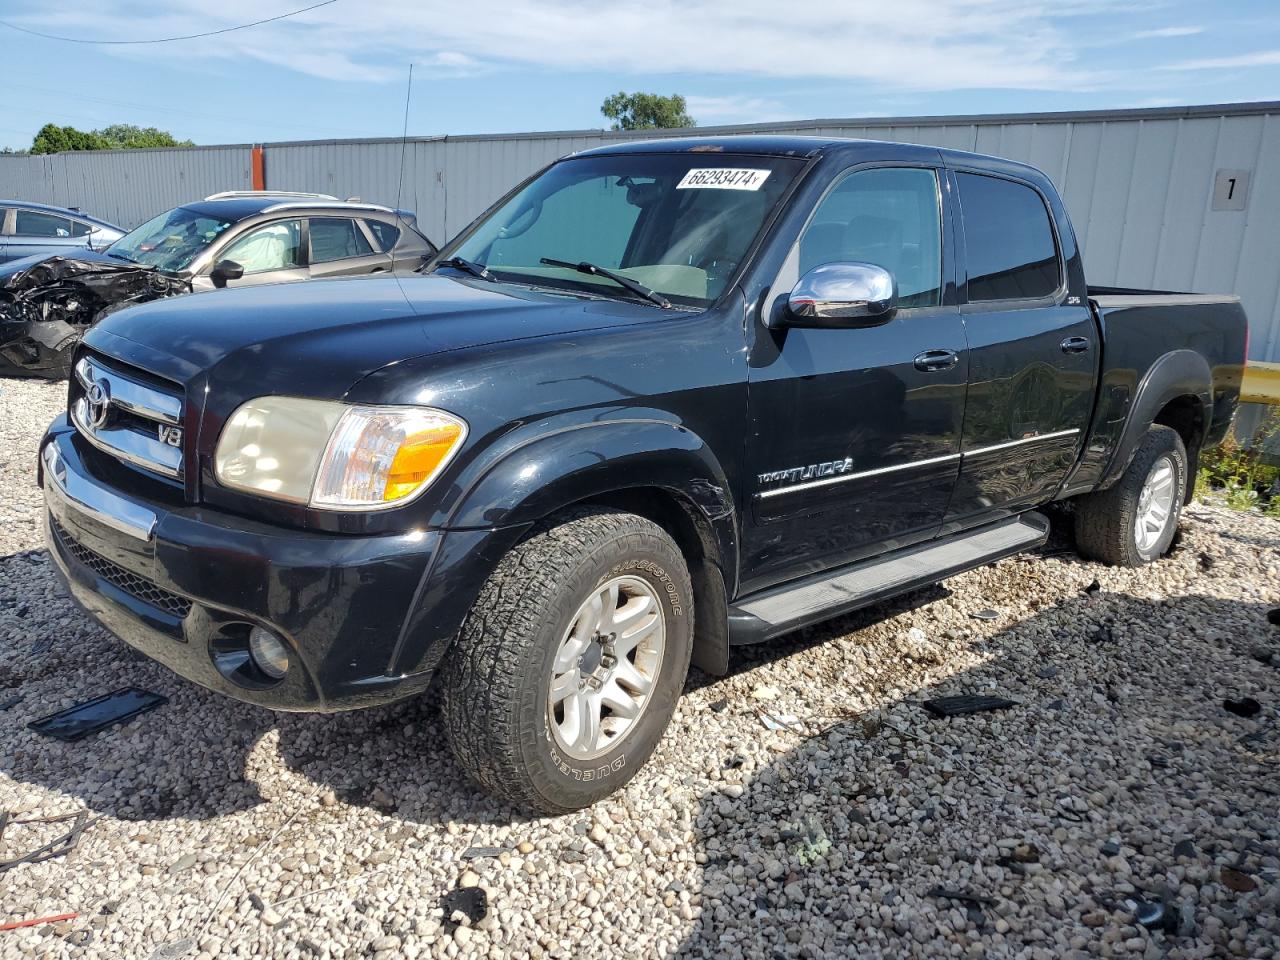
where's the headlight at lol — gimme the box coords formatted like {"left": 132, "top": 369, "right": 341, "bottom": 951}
{"left": 214, "top": 397, "right": 466, "bottom": 510}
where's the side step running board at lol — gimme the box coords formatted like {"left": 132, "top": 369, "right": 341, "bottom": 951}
{"left": 727, "top": 513, "right": 1049, "bottom": 646}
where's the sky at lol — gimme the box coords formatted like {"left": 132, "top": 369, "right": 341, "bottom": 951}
{"left": 1, "top": 0, "right": 1278, "bottom": 151}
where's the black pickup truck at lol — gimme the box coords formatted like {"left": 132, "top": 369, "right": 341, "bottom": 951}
{"left": 38, "top": 136, "right": 1247, "bottom": 813}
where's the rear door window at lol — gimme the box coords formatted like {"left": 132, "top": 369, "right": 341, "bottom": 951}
{"left": 15, "top": 209, "right": 75, "bottom": 238}
{"left": 955, "top": 173, "right": 1061, "bottom": 301}
{"left": 309, "top": 217, "right": 374, "bottom": 263}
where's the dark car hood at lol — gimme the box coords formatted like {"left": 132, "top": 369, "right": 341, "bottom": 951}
{"left": 84, "top": 273, "right": 679, "bottom": 398}
{"left": 0, "top": 247, "right": 119, "bottom": 281}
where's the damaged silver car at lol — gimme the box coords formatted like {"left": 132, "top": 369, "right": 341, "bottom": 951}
{"left": 0, "top": 191, "right": 435, "bottom": 378}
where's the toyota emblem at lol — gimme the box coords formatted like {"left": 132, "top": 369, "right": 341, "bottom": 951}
{"left": 86, "top": 379, "right": 112, "bottom": 429}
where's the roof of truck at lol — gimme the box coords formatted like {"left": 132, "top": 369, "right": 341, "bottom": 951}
{"left": 573, "top": 135, "right": 1052, "bottom": 185}
{"left": 576, "top": 135, "right": 846, "bottom": 159}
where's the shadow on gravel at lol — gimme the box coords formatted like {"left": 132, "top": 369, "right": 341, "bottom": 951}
{"left": 672, "top": 590, "right": 1278, "bottom": 959}
{"left": 0, "top": 544, "right": 956, "bottom": 831}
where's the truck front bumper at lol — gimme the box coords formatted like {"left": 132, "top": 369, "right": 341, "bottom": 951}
{"left": 39, "top": 421, "right": 445, "bottom": 712}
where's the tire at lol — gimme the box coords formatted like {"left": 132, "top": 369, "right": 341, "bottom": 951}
{"left": 1073, "top": 425, "right": 1187, "bottom": 567}
{"left": 440, "top": 508, "right": 693, "bottom": 814}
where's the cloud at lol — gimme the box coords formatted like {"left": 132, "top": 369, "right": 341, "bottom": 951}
{"left": 1161, "top": 49, "right": 1280, "bottom": 70}
{"left": 1131, "top": 25, "right": 1203, "bottom": 39}
{"left": 684, "top": 96, "right": 798, "bottom": 124}
{"left": 8, "top": 0, "right": 1126, "bottom": 92}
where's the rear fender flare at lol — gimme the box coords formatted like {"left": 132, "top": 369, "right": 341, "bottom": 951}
{"left": 1100, "top": 349, "right": 1211, "bottom": 490}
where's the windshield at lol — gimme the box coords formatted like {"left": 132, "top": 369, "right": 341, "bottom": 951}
{"left": 107, "top": 207, "right": 235, "bottom": 272}
{"left": 440, "top": 153, "right": 804, "bottom": 307}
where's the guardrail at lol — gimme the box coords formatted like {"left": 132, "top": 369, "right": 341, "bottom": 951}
{"left": 1242, "top": 362, "right": 1280, "bottom": 405}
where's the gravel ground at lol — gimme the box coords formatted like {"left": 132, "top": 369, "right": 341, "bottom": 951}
{"left": 1, "top": 376, "right": 1277, "bottom": 960}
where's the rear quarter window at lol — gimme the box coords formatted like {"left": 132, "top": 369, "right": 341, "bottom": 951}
{"left": 365, "top": 219, "right": 400, "bottom": 252}
{"left": 956, "top": 173, "right": 1061, "bottom": 301}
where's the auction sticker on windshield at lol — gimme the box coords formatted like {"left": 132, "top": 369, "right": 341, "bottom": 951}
{"left": 677, "top": 168, "right": 771, "bottom": 190}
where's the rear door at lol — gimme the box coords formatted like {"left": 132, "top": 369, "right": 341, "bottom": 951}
{"left": 943, "top": 169, "right": 1097, "bottom": 527}
{"left": 307, "top": 217, "right": 391, "bottom": 279}
{"left": 742, "top": 163, "right": 968, "bottom": 592}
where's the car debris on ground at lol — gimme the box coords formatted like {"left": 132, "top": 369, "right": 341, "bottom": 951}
{"left": 0, "top": 809, "right": 94, "bottom": 872}
{"left": 921, "top": 694, "right": 1018, "bottom": 717}
{"left": 27, "top": 687, "right": 168, "bottom": 741}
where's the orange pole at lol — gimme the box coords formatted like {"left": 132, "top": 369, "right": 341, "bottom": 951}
{"left": 251, "top": 145, "right": 266, "bottom": 191}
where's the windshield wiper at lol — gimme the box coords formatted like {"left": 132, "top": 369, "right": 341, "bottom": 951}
{"left": 104, "top": 250, "right": 137, "bottom": 263}
{"left": 436, "top": 256, "right": 495, "bottom": 282}
{"left": 539, "top": 258, "right": 671, "bottom": 309}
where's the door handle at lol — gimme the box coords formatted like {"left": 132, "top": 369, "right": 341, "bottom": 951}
{"left": 913, "top": 349, "right": 959, "bottom": 373}
{"left": 370, "top": 267, "right": 387, "bottom": 274}
{"left": 1060, "top": 336, "right": 1090, "bottom": 354}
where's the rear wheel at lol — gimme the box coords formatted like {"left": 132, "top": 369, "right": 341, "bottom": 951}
{"left": 440, "top": 508, "right": 693, "bottom": 813}
{"left": 1073, "top": 425, "right": 1187, "bottom": 567}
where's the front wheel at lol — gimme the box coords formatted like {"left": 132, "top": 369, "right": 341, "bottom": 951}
{"left": 1073, "top": 424, "right": 1187, "bottom": 567}
{"left": 440, "top": 508, "right": 693, "bottom": 814}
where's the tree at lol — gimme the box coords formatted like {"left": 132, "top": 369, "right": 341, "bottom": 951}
{"left": 30, "top": 124, "right": 109, "bottom": 154}
{"left": 96, "top": 124, "right": 195, "bottom": 150}
{"left": 29, "top": 122, "right": 193, "bottom": 154}
{"left": 601, "top": 92, "right": 695, "bottom": 131}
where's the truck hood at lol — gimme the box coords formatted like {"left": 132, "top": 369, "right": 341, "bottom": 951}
{"left": 84, "top": 273, "right": 680, "bottom": 396}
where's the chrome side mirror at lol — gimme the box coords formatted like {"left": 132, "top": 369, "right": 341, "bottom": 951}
{"left": 786, "top": 262, "right": 897, "bottom": 327}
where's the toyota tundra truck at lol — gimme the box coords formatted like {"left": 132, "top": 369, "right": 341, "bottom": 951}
{"left": 38, "top": 136, "right": 1248, "bottom": 813}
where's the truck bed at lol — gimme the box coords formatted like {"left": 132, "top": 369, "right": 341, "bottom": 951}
{"left": 1058, "top": 285, "right": 1249, "bottom": 497}
{"left": 1088, "top": 285, "right": 1242, "bottom": 307}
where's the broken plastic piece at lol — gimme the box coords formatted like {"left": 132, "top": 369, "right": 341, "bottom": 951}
{"left": 971, "top": 609, "right": 999, "bottom": 620}
{"left": 1220, "top": 866, "right": 1258, "bottom": 892}
{"left": 460, "top": 846, "right": 504, "bottom": 860}
{"left": 1222, "top": 697, "right": 1262, "bottom": 718}
{"left": 922, "top": 695, "right": 1016, "bottom": 717}
{"left": 758, "top": 712, "right": 803, "bottom": 732}
{"left": 440, "top": 887, "right": 487, "bottom": 927}
{"left": 927, "top": 886, "right": 996, "bottom": 907}
{"left": 1130, "top": 899, "right": 1164, "bottom": 928}
{"left": 28, "top": 687, "right": 167, "bottom": 741}
{"left": 0, "top": 911, "right": 79, "bottom": 932}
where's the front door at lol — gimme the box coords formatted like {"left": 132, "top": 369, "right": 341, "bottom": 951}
{"left": 943, "top": 170, "right": 1097, "bottom": 527}
{"left": 193, "top": 218, "right": 309, "bottom": 291}
{"left": 742, "top": 165, "right": 968, "bottom": 593}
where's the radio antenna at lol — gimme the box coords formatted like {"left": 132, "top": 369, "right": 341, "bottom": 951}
{"left": 394, "top": 62, "right": 413, "bottom": 215}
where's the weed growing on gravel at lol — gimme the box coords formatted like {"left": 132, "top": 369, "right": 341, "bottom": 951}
{"left": 1197, "top": 409, "right": 1280, "bottom": 514}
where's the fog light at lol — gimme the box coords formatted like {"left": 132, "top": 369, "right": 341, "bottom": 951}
{"left": 248, "top": 626, "right": 290, "bottom": 680}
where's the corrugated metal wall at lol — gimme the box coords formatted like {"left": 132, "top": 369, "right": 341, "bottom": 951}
{"left": 0, "top": 146, "right": 252, "bottom": 229}
{"left": 3, "top": 102, "right": 1278, "bottom": 361}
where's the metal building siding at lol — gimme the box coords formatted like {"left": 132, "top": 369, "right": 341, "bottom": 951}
{"left": 0, "top": 147, "right": 251, "bottom": 229}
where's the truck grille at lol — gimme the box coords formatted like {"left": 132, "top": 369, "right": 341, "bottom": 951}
{"left": 51, "top": 516, "right": 192, "bottom": 619}
{"left": 70, "top": 354, "right": 185, "bottom": 480}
